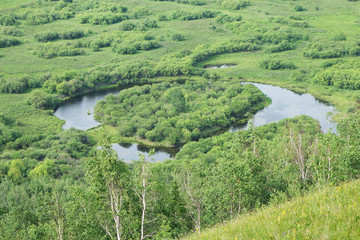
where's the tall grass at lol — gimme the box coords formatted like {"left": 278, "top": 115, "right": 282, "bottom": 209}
{"left": 184, "top": 180, "right": 360, "bottom": 239}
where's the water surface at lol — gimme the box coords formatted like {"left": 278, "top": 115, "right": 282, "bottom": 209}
{"left": 230, "top": 83, "right": 336, "bottom": 133}
{"left": 55, "top": 82, "right": 336, "bottom": 162}
{"left": 204, "top": 64, "right": 237, "bottom": 69}
{"left": 54, "top": 87, "right": 123, "bottom": 130}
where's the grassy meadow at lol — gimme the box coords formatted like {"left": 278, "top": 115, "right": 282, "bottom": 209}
{"left": 184, "top": 180, "right": 360, "bottom": 240}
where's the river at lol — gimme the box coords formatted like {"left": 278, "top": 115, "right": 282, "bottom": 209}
{"left": 54, "top": 82, "right": 336, "bottom": 162}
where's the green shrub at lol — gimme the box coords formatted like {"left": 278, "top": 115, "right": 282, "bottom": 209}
{"left": 304, "top": 41, "right": 360, "bottom": 59}
{"left": 0, "top": 15, "right": 16, "bottom": 26}
{"left": 152, "top": 0, "right": 206, "bottom": 5}
{"left": 95, "top": 81, "right": 268, "bottom": 145}
{"left": 119, "top": 22, "right": 137, "bottom": 31}
{"left": 78, "top": 13, "right": 128, "bottom": 25}
{"left": 0, "top": 38, "right": 21, "bottom": 48}
{"left": 216, "top": 14, "right": 241, "bottom": 24}
{"left": 0, "top": 76, "right": 29, "bottom": 93}
{"left": 26, "top": 10, "right": 74, "bottom": 25}
{"left": 334, "top": 32, "right": 347, "bottom": 41}
{"left": 314, "top": 66, "right": 360, "bottom": 90}
{"left": 267, "top": 40, "right": 295, "bottom": 53}
{"left": 260, "top": 58, "right": 296, "bottom": 70}
{"left": 26, "top": 90, "right": 60, "bottom": 110}
{"left": 158, "top": 15, "right": 168, "bottom": 21}
{"left": 34, "top": 43, "right": 86, "bottom": 59}
{"left": 172, "top": 33, "right": 186, "bottom": 41}
{"left": 172, "top": 10, "right": 219, "bottom": 21}
{"left": 3, "top": 28, "right": 23, "bottom": 37}
{"left": 35, "top": 32, "right": 60, "bottom": 42}
{"left": 218, "top": 0, "right": 251, "bottom": 10}
{"left": 294, "top": 5, "right": 306, "bottom": 11}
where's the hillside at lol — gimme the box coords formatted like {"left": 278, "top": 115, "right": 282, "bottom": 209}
{"left": 185, "top": 180, "right": 360, "bottom": 239}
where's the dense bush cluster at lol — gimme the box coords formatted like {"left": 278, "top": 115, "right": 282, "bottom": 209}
{"left": 218, "top": 0, "right": 251, "bottom": 10}
{"left": 0, "top": 15, "right": 16, "bottom": 26}
{"left": 172, "top": 10, "right": 219, "bottom": 21}
{"left": 35, "top": 30, "right": 85, "bottom": 42}
{"left": 304, "top": 41, "right": 360, "bottom": 59}
{"left": 271, "top": 16, "right": 310, "bottom": 28}
{"left": 267, "top": 40, "right": 295, "bottom": 53}
{"left": 78, "top": 13, "right": 128, "bottom": 25}
{"left": 0, "top": 38, "right": 21, "bottom": 48}
{"left": 294, "top": 5, "right": 306, "bottom": 11}
{"left": 26, "top": 90, "right": 60, "bottom": 110}
{"left": 112, "top": 39, "right": 160, "bottom": 54}
{"left": 152, "top": 0, "right": 206, "bottom": 5}
{"left": 314, "top": 63, "right": 360, "bottom": 90}
{"left": 3, "top": 28, "right": 23, "bottom": 37}
{"left": 26, "top": 10, "right": 74, "bottom": 25}
{"left": 189, "top": 39, "right": 260, "bottom": 63}
{"left": 119, "top": 22, "right": 137, "bottom": 31}
{"left": 0, "top": 114, "right": 20, "bottom": 146}
{"left": 260, "top": 58, "right": 296, "bottom": 70}
{"left": 172, "top": 33, "right": 186, "bottom": 41}
{"left": 34, "top": 43, "right": 86, "bottom": 59}
{"left": 1, "top": 129, "right": 93, "bottom": 164}
{"left": 95, "top": 81, "right": 268, "bottom": 145}
{"left": 216, "top": 14, "right": 242, "bottom": 24}
{"left": 0, "top": 76, "right": 33, "bottom": 94}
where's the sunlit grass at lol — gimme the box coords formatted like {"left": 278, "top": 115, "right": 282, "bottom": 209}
{"left": 184, "top": 180, "right": 360, "bottom": 240}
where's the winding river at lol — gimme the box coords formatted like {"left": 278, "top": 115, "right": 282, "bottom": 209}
{"left": 54, "top": 82, "right": 336, "bottom": 162}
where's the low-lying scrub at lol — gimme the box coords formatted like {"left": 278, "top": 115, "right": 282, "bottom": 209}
{"left": 35, "top": 30, "right": 85, "bottom": 42}
{"left": 77, "top": 13, "right": 128, "bottom": 25}
{"left": 218, "top": 0, "right": 251, "bottom": 10}
{"left": 304, "top": 41, "right": 360, "bottom": 59}
{"left": 172, "top": 10, "right": 219, "bottom": 21}
{"left": 34, "top": 43, "right": 86, "bottom": 59}
{"left": 94, "top": 81, "right": 269, "bottom": 145}
{"left": 260, "top": 58, "right": 296, "bottom": 70}
{"left": 0, "top": 38, "right": 21, "bottom": 48}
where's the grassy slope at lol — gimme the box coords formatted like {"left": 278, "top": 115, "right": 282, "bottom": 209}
{"left": 184, "top": 180, "right": 360, "bottom": 240}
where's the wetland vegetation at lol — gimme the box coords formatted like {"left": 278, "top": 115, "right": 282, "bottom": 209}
{"left": 0, "top": 0, "right": 360, "bottom": 239}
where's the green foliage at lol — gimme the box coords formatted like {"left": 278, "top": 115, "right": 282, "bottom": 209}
{"left": 7, "top": 159, "right": 25, "bottom": 183}
{"left": 216, "top": 14, "right": 241, "bottom": 24}
{"left": 294, "top": 5, "right": 306, "bottom": 11}
{"left": 29, "top": 159, "right": 55, "bottom": 177}
{"left": 112, "top": 39, "right": 160, "bottom": 54}
{"left": 78, "top": 13, "right": 128, "bottom": 25}
{"left": 304, "top": 41, "right": 360, "bottom": 59}
{"left": 34, "top": 43, "right": 86, "bottom": 59}
{"left": 172, "top": 33, "right": 186, "bottom": 41}
{"left": 152, "top": 0, "right": 206, "bottom": 5}
{"left": 260, "top": 58, "right": 296, "bottom": 70}
{"left": 95, "top": 81, "right": 268, "bottom": 145}
{"left": 267, "top": 40, "right": 296, "bottom": 53}
{"left": 334, "top": 32, "right": 347, "bottom": 41}
{"left": 172, "top": 10, "right": 219, "bottom": 21}
{"left": 119, "top": 22, "right": 137, "bottom": 31}
{"left": 0, "top": 15, "right": 16, "bottom": 26}
{"left": 0, "top": 75, "right": 29, "bottom": 93}
{"left": 218, "top": 0, "right": 251, "bottom": 10}
{"left": 26, "top": 10, "right": 74, "bottom": 25}
{"left": 185, "top": 180, "right": 360, "bottom": 239}
{"left": 0, "top": 38, "right": 21, "bottom": 48}
{"left": 26, "top": 90, "right": 60, "bottom": 110}
{"left": 3, "top": 28, "right": 23, "bottom": 37}
{"left": 314, "top": 61, "right": 360, "bottom": 89}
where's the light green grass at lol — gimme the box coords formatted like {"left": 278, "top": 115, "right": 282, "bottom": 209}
{"left": 184, "top": 180, "right": 360, "bottom": 240}
{"left": 0, "top": 0, "right": 35, "bottom": 9}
